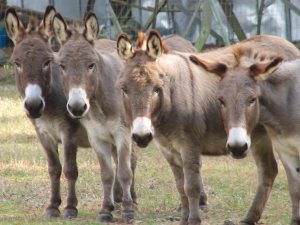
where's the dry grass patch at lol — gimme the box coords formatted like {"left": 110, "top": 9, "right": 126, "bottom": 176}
{"left": 0, "top": 78, "right": 291, "bottom": 225}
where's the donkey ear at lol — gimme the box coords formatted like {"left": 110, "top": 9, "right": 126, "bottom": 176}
{"left": 5, "top": 8, "right": 25, "bottom": 44}
{"left": 249, "top": 57, "right": 283, "bottom": 80}
{"left": 53, "top": 13, "right": 71, "bottom": 44}
{"left": 147, "top": 30, "right": 163, "bottom": 59}
{"left": 117, "top": 33, "right": 134, "bottom": 60}
{"left": 83, "top": 12, "right": 99, "bottom": 42}
{"left": 189, "top": 55, "right": 227, "bottom": 80}
{"left": 42, "top": 5, "right": 56, "bottom": 37}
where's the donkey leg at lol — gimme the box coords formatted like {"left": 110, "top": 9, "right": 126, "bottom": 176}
{"left": 39, "top": 135, "right": 62, "bottom": 218}
{"left": 240, "top": 133, "right": 277, "bottom": 225}
{"left": 130, "top": 144, "right": 138, "bottom": 204}
{"left": 276, "top": 149, "right": 300, "bottom": 225}
{"left": 115, "top": 140, "right": 134, "bottom": 223}
{"left": 198, "top": 157, "right": 208, "bottom": 211}
{"left": 112, "top": 144, "right": 137, "bottom": 208}
{"left": 181, "top": 147, "right": 201, "bottom": 225}
{"left": 177, "top": 157, "right": 207, "bottom": 212}
{"left": 93, "top": 141, "right": 115, "bottom": 222}
{"left": 62, "top": 141, "right": 78, "bottom": 219}
{"left": 159, "top": 146, "right": 189, "bottom": 225}
{"left": 111, "top": 145, "right": 123, "bottom": 205}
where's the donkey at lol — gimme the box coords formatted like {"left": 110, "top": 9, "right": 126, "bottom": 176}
{"left": 190, "top": 36, "right": 300, "bottom": 225}
{"left": 116, "top": 30, "right": 278, "bottom": 225}
{"left": 52, "top": 12, "right": 137, "bottom": 223}
{"left": 5, "top": 6, "right": 130, "bottom": 220}
{"left": 4, "top": 6, "right": 93, "bottom": 219}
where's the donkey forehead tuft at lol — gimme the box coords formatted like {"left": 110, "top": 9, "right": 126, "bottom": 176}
{"left": 122, "top": 62, "right": 163, "bottom": 88}
{"left": 12, "top": 36, "right": 52, "bottom": 59}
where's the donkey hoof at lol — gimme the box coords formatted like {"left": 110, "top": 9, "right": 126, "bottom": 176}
{"left": 44, "top": 208, "right": 60, "bottom": 219}
{"left": 224, "top": 220, "right": 236, "bottom": 225}
{"left": 238, "top": 222, "right": 254, "bottom": 225}
{"left": 199, "top": 204, "right": 209, "bottom": 212}
{"left": 98, "top": 212, "right": 113, "bottom": 222}
{"left": 122, "top": 210, "right": 134, "bottom": 223}
{"left": 63, "top": 208, "right": 78, "bottom": 219}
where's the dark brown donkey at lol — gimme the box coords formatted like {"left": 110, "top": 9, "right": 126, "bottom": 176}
{"left": 5, "top": 6, "right": 129, "bottom": 220}
{"left": 116, "top": 30, "right": 278, "bottom": 225}
{"left": 52, "top": 12, "right": 137, "bottom": 223}
{"left": 190, "top": 36, "right": 300, "bottom": 225}
{"left": 5, "top": 6, "right": 91, "bottom": 218}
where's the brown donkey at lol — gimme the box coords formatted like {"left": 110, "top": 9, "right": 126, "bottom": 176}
{"left": 190, "top": 36, "right": 300, "bottom": 225}
{"left": 116, "top": 30, "right": 278, "bottom": 225}
{"left": 4, "top": 6, "right": 93, "bottom": 218}
{"left": 52, "top": 12, "right": 137, "bottom": 223}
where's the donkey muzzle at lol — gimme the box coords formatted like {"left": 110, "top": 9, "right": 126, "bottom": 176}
{"left": 131, "top": 117, "right": 154, "bottom": 148}
{"left": 24, "top": 98, "right": 45, "bottom": 119}
{"left": 24, "top": 84, "right": 45, "bottom": 119}
{"left": 226, "top": 127, "right": 251, "bottom": 159}
{"left": 67, "top": 100, "right": 88, "bottom": 118}
{"left": 67, "top": 88, "right": 90, "bottom": 118}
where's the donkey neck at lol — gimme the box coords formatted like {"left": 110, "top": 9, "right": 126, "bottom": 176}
{"left": 92, "top": 51, "right": 123, "bottom": 118}
{"left": 42, "top": 63, "right": 68, "bottom": 118}
{"left": 258, "top": 65, "right": 300, "bottom": 136}
{"left": 157, "top": 53, "right": 226, "bottom": 138}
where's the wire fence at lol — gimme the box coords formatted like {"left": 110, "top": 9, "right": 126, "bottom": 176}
{"left": 1, "top": 0, "right": 300, "bottom": 65}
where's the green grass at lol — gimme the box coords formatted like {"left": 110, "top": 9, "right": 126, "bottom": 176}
{"left": 0, "top": 75, "right": 292, "bottom": 225}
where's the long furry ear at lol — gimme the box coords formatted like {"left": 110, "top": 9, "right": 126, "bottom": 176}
{"left": 189, "top": 55, "right": 227, "bottom": 80}
{"left": 53, "top": 13, "right": 71, "bottom": 44}
{"left": 83, "top": 12, "right": 99, "bottom": 43}
{"left": 147, "top": 30, "right": 163, "bottom": 59}
{"left": 5, "top": 7, "right": 26, "bottom": 44}
{"left": 249, "top": 57, "right": 283, "bottom": 80}
{"left": 41, "top": 5, "right": 56, "bottom": 37}
{"left": 117, "top": 33, "right": 134, "bottom": 60}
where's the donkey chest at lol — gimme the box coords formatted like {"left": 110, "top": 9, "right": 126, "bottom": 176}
{"left": 271, "top": 135, "right": 300, "bottom": 157}
{"left": 34, "top": 119, "right": 62, "bottom": 143}
{"left": 81, "top": 117, "right": 115, "bottom": 144}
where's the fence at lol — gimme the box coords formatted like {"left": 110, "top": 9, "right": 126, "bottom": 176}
{"left": 1, "top": 0, "right": 300, "bottom": 65}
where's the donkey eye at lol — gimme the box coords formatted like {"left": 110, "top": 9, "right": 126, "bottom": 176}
{"left": 122, "top": 88, "right": 128, "bottom": 97}
{"left": 14, "top": 62, "right": 22, "bottom": 71}
{"left": 43, "top": 60, "right": 51, "bottom": 70}
{"left": 59, "top": 64, "right": 66, "bottom": 71}
{"left": 88, "top": 63, "right": 96, "bottom": 71}
{"left": 218, "top": 98, "right": 225, "bottom": 107}
{"left": 249, "top": 97, "right": 256, "bottom": 105}
{"left": 153, "top": 88, "right": 160, "bottom": 96}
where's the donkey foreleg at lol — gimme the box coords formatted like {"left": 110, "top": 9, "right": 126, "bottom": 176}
{"left": 158, "top": 145, "right": 189, "bottom": 225}
{"left": 181, "top": 147, "right": 201, "bottom": 225}
{"left": 276, "top": 145, "right": 300, "bottom": 225}
{"left": 38, "top": 134, "right": 62, "bottom": 218}
{"left": 92, "top": 139, "right": 115, "bottom": 222}
{"left": 115, "top": 135, "right": 134, "bottom": 223}
{"left": 62, "top": 140, "right": 78, "bottom": 219}
{"left": 240, "top": 134, "right": 277, "bottom": 225}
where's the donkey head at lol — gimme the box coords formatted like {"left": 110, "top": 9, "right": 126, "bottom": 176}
{"left": 117, "top": 30, "right": 170, "bottom": 148}
{"left": 5, "top": 6, "right": 56, "bottom": 119}
{"left": 53, "top": 12, "right": 99, "bottom": 119}
{"left": 190, "top": 53, "right": 282, "bottom": 158}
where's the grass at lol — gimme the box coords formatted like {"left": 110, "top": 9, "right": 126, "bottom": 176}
{"left": 0, "top": 72, "right": 292, "bottom": 225}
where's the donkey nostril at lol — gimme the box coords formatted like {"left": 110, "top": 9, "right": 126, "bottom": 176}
{"left": 67, "top": 103, "right": 72, "bottom": 111}
{"left": 242, "top": 143, "right": 248, "bottom": 151}
{"left": 144, "top": 133, "right": 153, "bottom": 141}
{"left": 37, "top": 100, "right": 44, "bottom": 111}
{"left": 83, "top": 103, "right": 87, "bottom": 111}
{"left": 132, "top": 133, "right": 139, "bottom": 142}
{"left": 24, "top": 101, "right": 29, "bottom": 109}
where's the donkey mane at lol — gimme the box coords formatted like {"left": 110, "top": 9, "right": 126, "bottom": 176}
{"left": 232, "top": 42, "right": 280, "bottom": 67}
{"left": 136, "top": 31, "right": 169, "bottom": 53}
